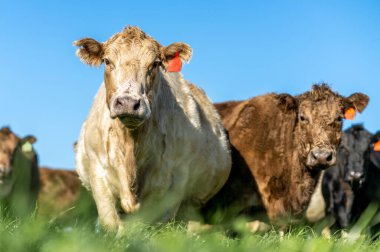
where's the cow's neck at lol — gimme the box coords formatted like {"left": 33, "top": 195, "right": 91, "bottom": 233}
{"left": 286, "top": 128, "right": 321, "bottom": 215}
{"left": 116, "top": 69, "right": 182, "bottom": 159}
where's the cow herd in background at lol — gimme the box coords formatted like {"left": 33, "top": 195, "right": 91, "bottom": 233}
{"left": 1, "top": 26, "right": 380, "bottom": 237}
{"left": 0, "top": 127, "right": 88, "bottom": 219}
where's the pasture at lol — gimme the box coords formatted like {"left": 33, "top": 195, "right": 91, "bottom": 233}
{"left": 2, "top": 210, "right": 380, "bottom": 252}
{"left": 1, "top": 1, "right": 380, "bottom": 251}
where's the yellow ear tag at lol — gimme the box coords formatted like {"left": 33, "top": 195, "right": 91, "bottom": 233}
{"left": 344, "top": 107, "right": 356, "bottom": 120}
{"left": 22, "top": 142, "right": 33, "bottom": 153}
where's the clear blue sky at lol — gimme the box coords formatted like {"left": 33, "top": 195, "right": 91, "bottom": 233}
{"left": 0, "top": 1, "right": 379, "bottom": 169}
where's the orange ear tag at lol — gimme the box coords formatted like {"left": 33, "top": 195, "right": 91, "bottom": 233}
{"left": 344, "top": 107, "right": 356, "bottom": 120}
{"left": 374, "top": 140, "right": 380, "bottom": 152}
{"left": 167, "top": 52, "right": 182, "bottom": 72}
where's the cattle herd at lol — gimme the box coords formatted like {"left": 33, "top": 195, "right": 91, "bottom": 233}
{"left": 1, "top": 26, "right": 379, "bottom": 237}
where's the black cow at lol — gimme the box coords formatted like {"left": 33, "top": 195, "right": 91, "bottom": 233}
{"left": 351, "top": 131, "right": 380, "bottom": 224}
{"left": 321, "top": 125, "right": 372, "bottom": 228}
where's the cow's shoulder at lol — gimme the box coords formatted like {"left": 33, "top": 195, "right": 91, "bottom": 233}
{"left": 187, "top": 83, "right": 221, "bottom": 130}
{"left": 219, "top": 93, "right": 297, "bottom": 132}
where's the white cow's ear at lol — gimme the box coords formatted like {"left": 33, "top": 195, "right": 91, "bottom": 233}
{"left": 74, "top": 38, "right": 104, "bottom": 66}
{"left": 162, "top": 43, "right": 192, "bottom": 63}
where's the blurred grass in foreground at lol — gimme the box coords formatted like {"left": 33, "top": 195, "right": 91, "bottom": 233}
{"left": 2, "top": 190, "right": 380, "bottom": 252}
{"left": 2, "top": 213, "right": 380, "bottom": 252}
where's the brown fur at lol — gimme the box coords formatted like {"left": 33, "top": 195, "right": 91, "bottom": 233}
{"left": 206, "top": 84, "right": 368, "bottom": 226}
{"left": 37, "top": 167, "right": 81, "bottom": 217}
{"left": 0, "top": 127, "right": 19, "bottom": 177}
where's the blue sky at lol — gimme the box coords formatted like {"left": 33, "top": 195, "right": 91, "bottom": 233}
{"left": 0, "top": 1, "right": 379, "bottom": 169}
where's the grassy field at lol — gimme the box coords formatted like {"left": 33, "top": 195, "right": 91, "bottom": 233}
{"left": 2, "top": 192, "right": 380, "bottom": 252}
{"left": 2, "top": 210, "right": 380, "bottom": 252}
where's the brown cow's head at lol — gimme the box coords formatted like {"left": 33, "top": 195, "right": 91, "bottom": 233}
{"left": 0, "top": 127, "right": 37, "bottom": 183}
{"left": 74, "top": 26, "right": 192, "bottom": 129}
{"left": 280, "top": 84, "right": 369, "bottom": 171}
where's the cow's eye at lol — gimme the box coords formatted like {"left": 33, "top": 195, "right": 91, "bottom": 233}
{"left": 148, "top": 60, "right": 161, "bottom": 75}
{"left": 103, "top": 58, "right": 114, "bottom": 70}
{"left": 299, "top": 115, "right": 309, "bottom": 124}
{"left": 152, "top": 59, "right": 161, "bottom": 68}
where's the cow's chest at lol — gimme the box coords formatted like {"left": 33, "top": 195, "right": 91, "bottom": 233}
{"left": 0, "top": 179, "right": 13, "bottom": 199}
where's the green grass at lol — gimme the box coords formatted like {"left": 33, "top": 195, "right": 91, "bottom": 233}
{"left": 2, "top": 213, "right": 380, "bottom": 252}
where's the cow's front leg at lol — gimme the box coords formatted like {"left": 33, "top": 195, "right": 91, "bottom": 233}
{"left": 117, "top": 139, "right": 140, "bottom": 214}
{"left": 142, "top": 167, "right": 189, "bottom": 222}
{"left": 90, "top": 175, "right": 122, "bottom": 232}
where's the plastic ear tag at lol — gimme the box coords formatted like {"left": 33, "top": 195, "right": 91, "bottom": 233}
{"left": 374, "top": 140, "right": 380, "bottom": 152}
{"left": 344, "top": 107, "right": 356, "bottom": 120}
{"left": 22, "top": 142, "right": 33, "bottom": 153}
{"left": 167, "top": 52, "right": 182, "bottom": 72}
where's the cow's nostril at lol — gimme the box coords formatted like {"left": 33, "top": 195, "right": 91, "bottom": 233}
{"left": 326, "top": 152, "right": 333, "bottom": 162}
{"left": 115, "top": 98, "right": 123, "bottom": 108}
{"left": 133, "top": 100, "right": 141, "bottom": 111}
{"left": 311, "top": 150, "right": 318, "bottom": 160}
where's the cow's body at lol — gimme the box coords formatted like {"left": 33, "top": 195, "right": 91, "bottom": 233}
{"left": 322, "top": 125, "right": 372, "bottom": 228}
{"left": 37, "top": 167, "right": 81, "bottom": 217}
{"left": 0, "top": 127, "right": 39, "bottom": 217}
{"left": 203, "top": 85, "right": 368, "bottom": 227}
{"left": 75, "top": 26, "right": 231, "bottom": 232}
{"left": 351, "top": 131, "right": 380, "bottom": 224}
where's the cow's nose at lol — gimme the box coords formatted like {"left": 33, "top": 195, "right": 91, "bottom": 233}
{"left": 113, "top": 97, "right": 141, "bottom": 114}
{"left": 348, "top": 171, "right": 364, "bottom": 181}
{"left": 309, "top": 148, "right": 336, "bottom": 166}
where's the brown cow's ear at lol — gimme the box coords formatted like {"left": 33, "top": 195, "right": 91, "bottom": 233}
{"left": 23, "top": 135, "right": 37, "bottom": 144}
{"left": 345, "top": 93, "right": 369, "bottom": 113}
{"left": 73, "top": 38, "right": 104, "bottom": 66}
{"left": 276, "top": 93, "right": 298, "bottom": 112}
{"left": 0, "top": 127, "right": 12, "bottom": 135}
{"left": 161, "top": 42, "right": 192, "bottom": 72}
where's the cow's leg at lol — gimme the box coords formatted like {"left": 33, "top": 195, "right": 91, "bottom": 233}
{"left": 118, "top": 142, "right": 140, "bottom": 214}
{"left": 108, "top": 130, "right": 140, "bottom": 215}
{"left": 89, "top": 174, "right": 121, "bottom": 232}
{"left": 162, "top": 168, "right": 206, "bottom": 222}
{"left": 140, "top": 166, "right": 189, "bottom": 222}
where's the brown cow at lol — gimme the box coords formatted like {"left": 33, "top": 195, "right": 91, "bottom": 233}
{"left": 37, "top": 167, "right": 97, "bottom": 223}
{"left": 74, "top": 26, "right": 231, "bottom": 233}
{"left": 37, "top": 167, "right": 81, "bottom": 217}
{"left": 203, "top": 84, "right": 368, "bottom": 227}
{"left": 0, "top": 127, "right": 39, "bottom": 217}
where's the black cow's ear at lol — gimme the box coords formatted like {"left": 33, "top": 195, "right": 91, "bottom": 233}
{"left": 345, "top": 93, "right": 369, "bottom": 113}
{"left": 370, "top": 151, "right": 380, "bottom": 169}
{"left": 23, "top": 135, "right": 37, "bottom": 144}
{"left": 73, "top": 38, "right": 104, "bottom": 66}
{"left": 276, "top": 93, "right": 298, "bottom": 112}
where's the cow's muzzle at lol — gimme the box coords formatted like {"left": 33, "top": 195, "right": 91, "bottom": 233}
{"left": 110, "top": 96, "right": 150, "bottom": 128}
{"left": 0, "top": 165, "right": 11, "bottom": 181}
{"left": 345, "top": 171, "right": 364, "bottom": 181}
{"left": 306, "top": 147, "right": 336, "bottom": 169}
